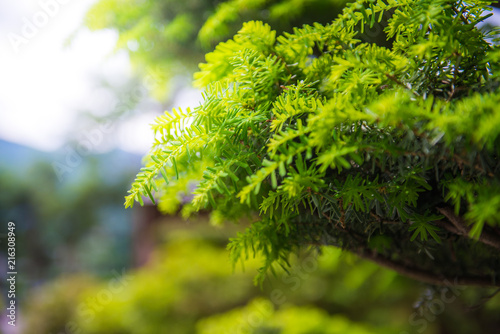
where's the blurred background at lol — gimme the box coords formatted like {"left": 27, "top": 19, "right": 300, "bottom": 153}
{"left": 1, "top": 1, "right": 500, "bottom": 333}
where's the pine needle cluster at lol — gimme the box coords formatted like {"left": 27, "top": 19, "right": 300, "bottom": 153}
{"left": 126, "top": 0, "right": 500, "bottom": 287}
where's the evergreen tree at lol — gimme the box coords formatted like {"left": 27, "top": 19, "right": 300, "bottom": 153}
{"left": 126, "top": 0, "right": 500, "bottom": 287}
{"left": 86, "top": 0, "right": 348, "bottom": 99}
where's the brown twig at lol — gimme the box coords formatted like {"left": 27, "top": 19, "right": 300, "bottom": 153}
{"left": 452, "top": 154, "right": 495, "bottom": 178}
{"left": 385, "top": 73, "right": 419, "bottom": 96}
{"left": 466, "top": 288, "right": 500, "bottom": 311}
{"left": 355, "top": 247, "right": 500, "bottom": 287}
{"left": 338, "top": 199, "right": 346, "bottom": 229}
{"left": 370, "top": 212, "right": 401, "bottom": 225}
{"left": 437, "top": 207, "right": 500, "bottom": 251}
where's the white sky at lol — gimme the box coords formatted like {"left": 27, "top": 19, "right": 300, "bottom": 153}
{"left": 0, "top": 0, "right": 111, "bottom": 150}
{"left": 0, "top": 0, "right": 180, "bottom": 154}
{"left": 0, "top": 1, "right": 498, "bottom": 155}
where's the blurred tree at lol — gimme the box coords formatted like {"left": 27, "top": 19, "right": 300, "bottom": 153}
{"left": 20, "top": 275, "right": 98, "bottom": 334}
{"left": 20, "top": 223, "right": 500, "bottom": 334}
{"left": 85, "top": 0, "right": 349, "bottom": 100}
{"left": 196, "top": 298, "right": 398, "bottom": 334}
{"left": 0, "top": 150, "right": 138, "bottom": 283}
{"left": 127, "top": 0, "right": 500, "bottom": 289}
{"left": 21, "top": 228, "right": 410, "bottom": 334}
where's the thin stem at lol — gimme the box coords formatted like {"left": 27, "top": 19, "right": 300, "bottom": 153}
{"left": 437, "top": 207, "right": 500, "bottom": 251}
{"left": 355, "top": 247, "right": 500, "bottom": 288}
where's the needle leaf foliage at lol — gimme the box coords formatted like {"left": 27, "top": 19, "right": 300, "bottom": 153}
{"left": 127, "top": 0, "right": 500, "bottom": 287}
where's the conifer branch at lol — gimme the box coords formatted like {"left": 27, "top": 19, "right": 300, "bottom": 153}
{"left": 355, "top": 247, "right": 500, "bottom": 288}
{"left": 127, "top": 0, "right": 500, "bottom": 287}
{"left": 437, "top": 207, "right": 500, "bottom": 251}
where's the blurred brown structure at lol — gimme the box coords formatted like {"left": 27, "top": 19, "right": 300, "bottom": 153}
{"left": 131, "top": 201, "right": 163, "bottom": 267}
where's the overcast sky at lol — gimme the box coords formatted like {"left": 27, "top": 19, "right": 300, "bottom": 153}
{"left": 0, "top": 0, "right": 170, "bottom": 154}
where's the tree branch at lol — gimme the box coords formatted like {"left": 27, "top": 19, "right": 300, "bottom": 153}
{"left": 355, "top": 248, "right": 500, "bottom": 288}
{"left": 437, "top": 207, "right": 500, "bottom": 251}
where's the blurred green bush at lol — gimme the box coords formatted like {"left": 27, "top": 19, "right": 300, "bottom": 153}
{"left": 21, "top": 224, "right": 415, "bottom": 334}
{"left": 21, "top": 222, "right": 500, "bottom": 333}
{"left": 196, "top": 298, "right": 395, "bottom": 334}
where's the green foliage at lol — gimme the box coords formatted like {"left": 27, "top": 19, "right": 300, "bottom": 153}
{"left": 21, "top": 275, "right": 98, "bottom": 334}
{"left": 75, "top": 236, "right": 261, "bottom": 334}
{"left": 86, "top": 0, "right": 348, "bottom": 99}
{"left": 196, "top": 298, "right": 399, "bottom": 334}
{"left": 21, "top": 230, "right": 419, "bottom": 334}
{"left": 0, "top": 158, "right": 134, "bottom": 281}
{"left": 127, "top": 0, "right": 500, "bottom": 286}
